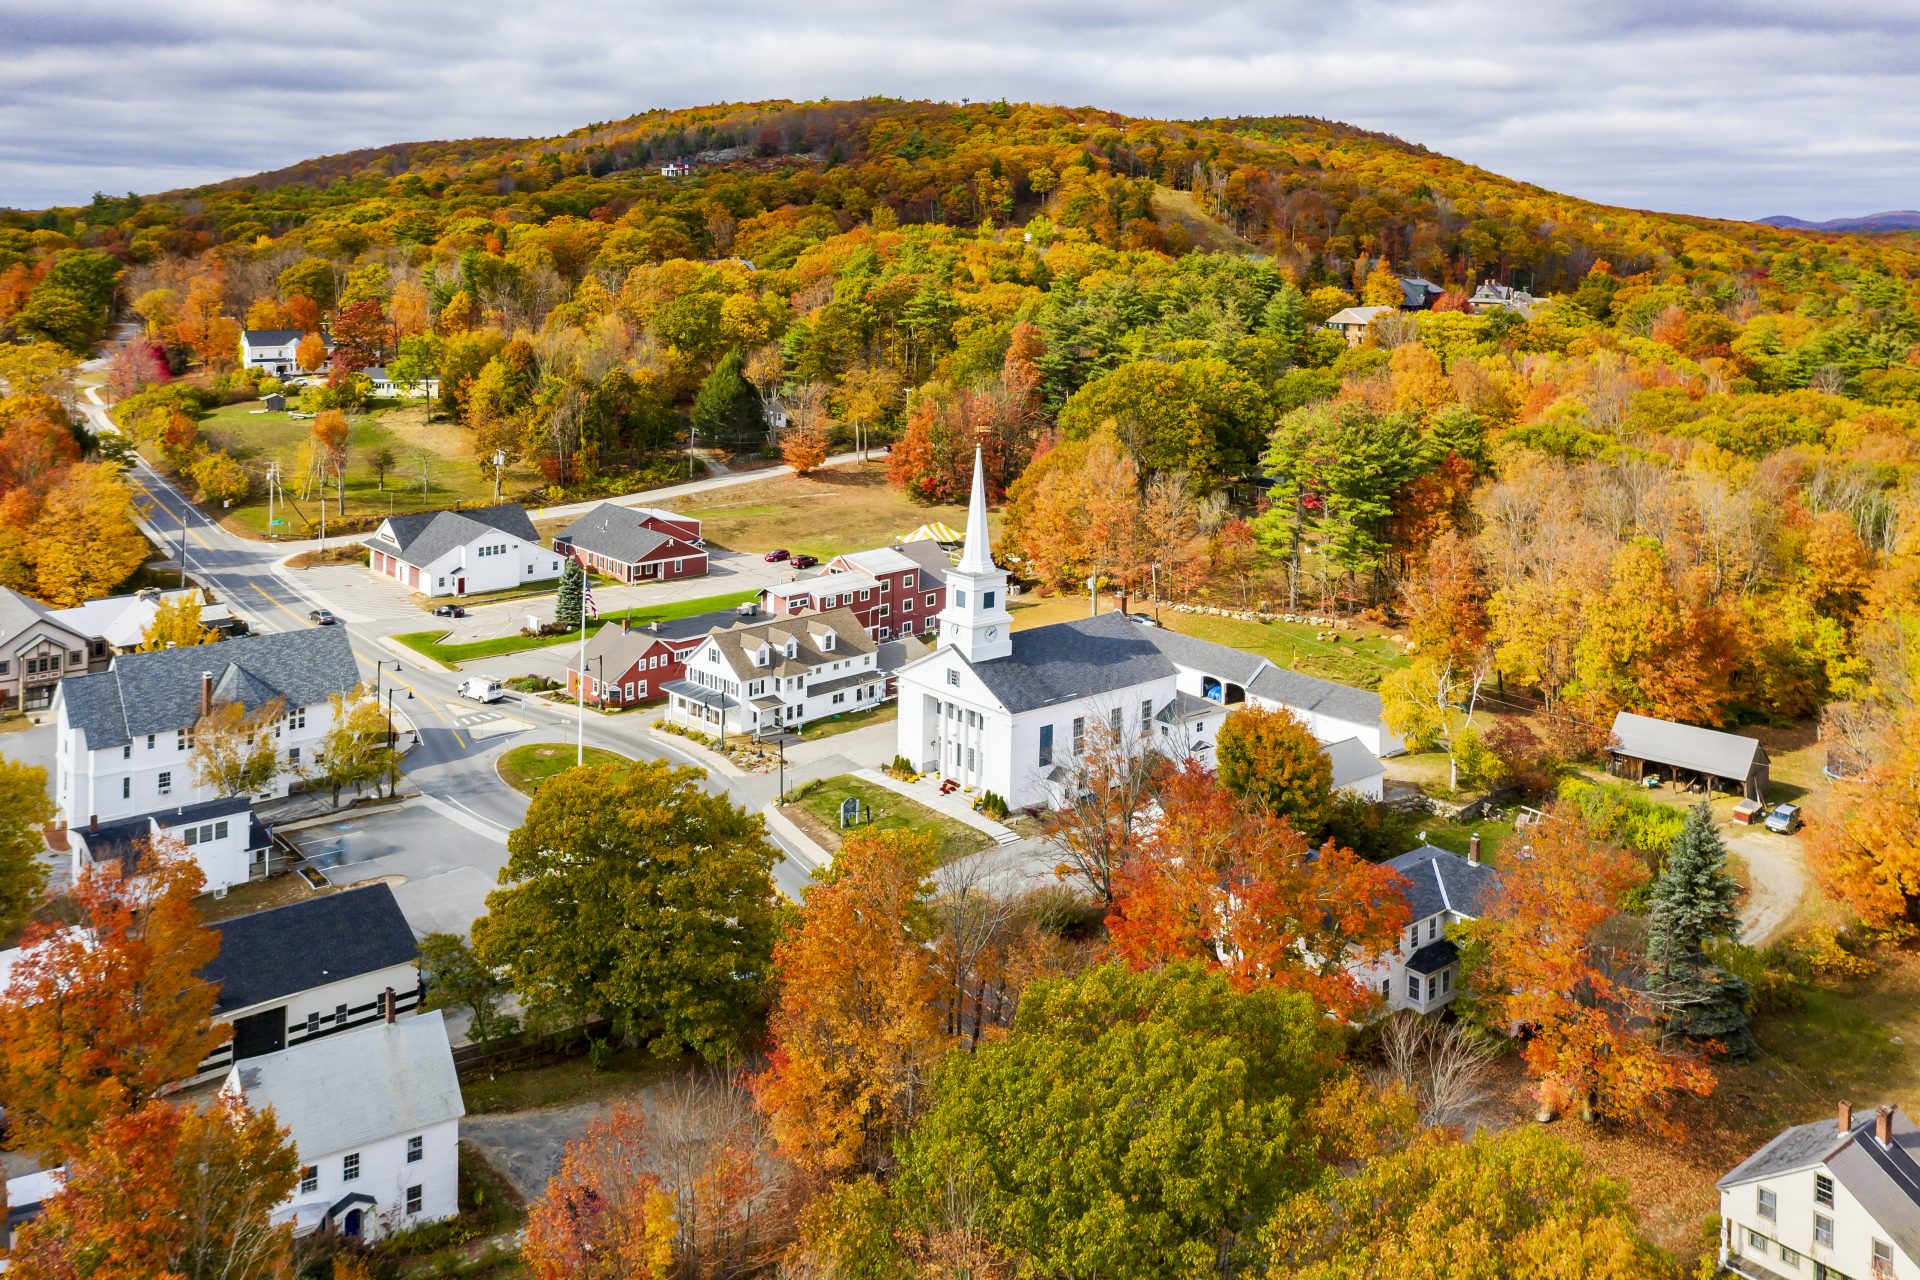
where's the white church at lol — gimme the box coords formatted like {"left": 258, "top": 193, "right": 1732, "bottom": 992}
{"left": 893, "top": 452, "right": 1405, "bottom": 811}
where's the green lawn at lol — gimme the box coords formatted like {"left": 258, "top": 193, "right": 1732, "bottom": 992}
{"left": 461, "top": 1045, "right": 685, "bottom": 1115}
{"left": 789, "top": 700, "right": 898, "bottom": 741}
{"left": 1415, "top": 815, "right": 1518, "bottom": 864}
{"left": 669, "top": 462, "right": 973, "bottom": 560}
{"left": 787, "top": 775, "right": 991, "bottom": 865}
{"left": 394, "top": 588, "right": 760, "bottom": 666}
{"left": 495, "top": 742, "right": 628, "bottom": 795}
{"left": 1163, "top": 611, "right": 1409, "bottom": 690}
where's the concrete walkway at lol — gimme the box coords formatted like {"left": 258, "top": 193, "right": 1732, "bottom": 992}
{"left": 762, "top": 804, "right": 830, "bottom": 878}
{"left": 854, "top": 768, "right": 1020, "bottom": 845}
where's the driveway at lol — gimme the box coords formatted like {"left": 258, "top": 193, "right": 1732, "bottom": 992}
{"left": 1727, "top": 828, "right": 1808, "bottom": 945}
{"left": 281, "top": 796, "right": 513, "bottom": 938}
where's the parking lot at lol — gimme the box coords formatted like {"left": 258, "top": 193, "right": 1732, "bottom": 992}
{"left": 279, "top": 796, "right": 515, "bottom": 938}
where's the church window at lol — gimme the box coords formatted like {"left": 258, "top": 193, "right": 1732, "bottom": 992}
{"left": 1038, "top": 724, "right": 1053, "bottom": 766}
{"left": 955, "top": 589, "right": 967, "bottom": 607}
{"left": 984, "top": 590, "right": 995, "bottom": 609}
{"left": 946, "top": 669, "right": 959, "bottom": 687}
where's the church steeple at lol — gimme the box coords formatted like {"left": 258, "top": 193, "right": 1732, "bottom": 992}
{"left": 938, "top": 447, "right": 1013, "bottom": 663}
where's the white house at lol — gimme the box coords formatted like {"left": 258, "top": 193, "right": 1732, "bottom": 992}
{"left": 225, "top": 1009, "right": 463, "bottom": 1242}
{"left": 361, "top": 366, "right": 441, "bottom": 399}
{"left": 1322, "top": 304, "right": 1394, "bottom": 345}
{"left": 5, "top": 1166, "right": 63, "bottom": 1252}
{"left": 52, "top": 585, "right": 240, "bottom": 654}
{"left": 52, "top": 626, "right": 362, "bottom": 829}
{"left": 239, "top": 328, "right": 328, "bottom": 377}
{"left": 664, "top": 606, "right": 883, "bottom": 738}
{"left": 1719, "top": 1102, "right": 1920, "bottom": 1280}
{"left": 892, "top": 451, "right": 1402, "bottom": 811}
{"left": 194, "top": 882, "right": 422, "bottom": 1083}
{"left": 364, "top": 504, "right": 558, "bottom": 598}
{"left": 1346, "top": 840, "right": 1499, "bottom": 1014}
{"left": 1324, "top": 735, "right": 1386, "bottom": 801}
{"left": 71, "top": 794, "right": 272, "bottom": 896}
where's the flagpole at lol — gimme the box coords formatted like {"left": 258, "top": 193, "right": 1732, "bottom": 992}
{"left": 577, "top": 583, "right": 587, "bottom": 767}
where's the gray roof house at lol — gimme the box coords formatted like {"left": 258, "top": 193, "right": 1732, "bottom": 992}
{"left": 1605, "top": 711, "right": 1770, "bottom": 801}
{"left": 1718, "top": 1103, "right": 1920, "bottom": 1279}
{"left": 364, "top": 504, "right": 558, "bottom": 598}
{"left": 366, "top": 505, "right": 539, "bottom": 570}
{"left": 1353, "top": 842, "right": 1501, "bottom": 1015}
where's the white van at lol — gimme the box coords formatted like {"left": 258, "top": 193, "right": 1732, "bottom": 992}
{"left": 457, "top": 676, "right": 504, "bottom": 704}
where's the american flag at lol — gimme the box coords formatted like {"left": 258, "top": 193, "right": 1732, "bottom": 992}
{"left": 583, "top": 585, "right": 599, "bottom": 619}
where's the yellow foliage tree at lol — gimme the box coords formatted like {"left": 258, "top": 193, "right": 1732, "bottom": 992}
{"left": 138, "top": 594, "right": 219, "bottom": 651}
{"left": 27, "top": 464, "right": 149, "bottom": 608}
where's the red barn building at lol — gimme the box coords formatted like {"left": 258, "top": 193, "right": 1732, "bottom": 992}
{"left": 563, "top": 604, "right": 753, "bottom": 707}
{"left": 553, "top": 504, "right": 708, "bottom": 583}
{"left": 759, "top": 543, "right": 949, "bottom": 641}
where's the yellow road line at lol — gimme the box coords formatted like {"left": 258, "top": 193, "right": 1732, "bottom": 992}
{"left": 130, "top": 480, "right": 212, "bottom": 550}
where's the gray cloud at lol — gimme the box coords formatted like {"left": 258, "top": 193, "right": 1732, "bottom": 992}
{"left": 1, "top": 0, "right": 1914, "bottom": 219}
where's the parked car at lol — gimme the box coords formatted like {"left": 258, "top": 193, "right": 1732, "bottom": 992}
{"left": 1126, "top": 612, "right": 1160, "bottom": 627}
{"left": 791, "top": 554, "right": 819, "bottom": 569}
{"left": 1731, "top": 798, "right": 1765, "bottom": 825}
{"left": 457, "top": 676, "right": 504, "bottom": 704}
{"left": 1764, "top": 803, "right": 1802, "bottom": 835}
{"left": 432, "top": 604, "right": 466, "bottom": 618}
{"left": 764, "top": 549, "right": 790, "bottom": 562}
{"left": 307, "top": 609, "right": 336, "bottom": 626}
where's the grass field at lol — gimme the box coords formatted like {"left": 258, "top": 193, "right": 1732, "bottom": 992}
{"left": 495, "top": 742, "right": 628, "bottom": 795}
{"left": 394, "top": 588, "right": 759, "bottom": 665}
{"left": 785, "top": 774, "right": 990, "bottom": 865}
{"left": 668, "top": 462, "right": 973, "bottom": 559}
{"left": 189, "top": 398, "right": 548, "bottom": 537}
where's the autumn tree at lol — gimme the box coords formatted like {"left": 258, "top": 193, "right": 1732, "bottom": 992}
{"left": 327, "top": 299, "right": 388, "bottom": 371}
{"left": 755, "top": 830, "right": 947, "bottom": 1179}
{"left": 0, "top": 755, "right": 53, "bottom": 939}
{"left": 1646, "top": 801, "right": 1753, "bottom": 1055}
{"left": 1261, "top": 1126, "right": 1670, "bottom": 1279}
{"left": 1464, "top": 813, "right": 1714, "bottom": 1126}
{"left": 1038, "top": 711, "right": 1163, "bottom": 906}
{"left": 0, "top": 846, "right": 227, "bottom": 1158}
{"left": 25, "top": 463, "right": 149, "bottom": 608}
{"left": 1814, "top": 697, "right": 1920, "bottom": 929}
{"left": 895, "top": 962, "right": 1338, "bottom": 1280}
{"left": 1568, "top": 539, "right": 1732, "bottom": 724}
{"left": 779, "top": 381, "right": 833, "bottom": 475}
{"left": 191, "top": 697, "right": 286, "bottom": 798}
{"left": 315, "top": 686, "right": 399, "bottom": 802}
{"left": 308, "top": 409, "right": 350, "bottom": 507}
{"left": 10, "top": 1096, "right": 297, "bottom": 1280}
{"left": 1214, "top": 706, "right": 1336, "bottom": 835}
{"left": 294, "top": 331, "right": 328, "bottom": 374}
{"left": 521, "top": 1104, "right": 676, "bottom": 1280}
{"left": 138, "top": 593, "right": 220, "bottom": 650}
{"left": 1360, "top": 256, "right": 1405, "bottom": 308}
{"left": 1379, "top": 651, "right": 1493, "bottom": 791}
{"left": 190, "top": 449, "right": 250, "bottom": 506}
{"left": 417, "top": 931, "right": 519, "bottom": 1045}
{"left": 472, "top": 760, "right": 779, "bottom": 1058}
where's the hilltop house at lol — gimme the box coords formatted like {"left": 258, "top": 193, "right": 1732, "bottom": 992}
{"left": 664, "top": 606, "right": 883, "bottom": 738}
{"left": 761, "top": 542, "right": 951, "bottom": 641}
{"left": 361, "top": 365, "right": 440, "bottom": 398}
{"left": 193, "top": 883, "right": 421, "bottom": 1083}
{"left": 51, "top": 626, "right": 361, "bottom": 828}
{"left": 1347, "top": 840, "right": 1500, "bottom": 1014}
{"left": 1718, "top": 1102, "right": 1920, "bottom": 1280}
{"left": 239, "top": 329, "right": 328, "bottom": 377}
{"left": 364, "top": 504, "right": 559, "bottom": 598}
{"left": 1398, "top": 277, "right": 1446, "bottom": 309}
{"left": 0, "top": 586, "right": 106, "bottom": 713}
{"left": 553, "top": 504, "right": 708, "bottom": 583}
{"left": 892, "top": 452, "right": 1403, "bottom": 810}
{"left": 1322, "top": 305, "right": 1393, "bottom": 345}
{"left": 225, "top": 1010, "right": 463, "bottom": 1241}
{"left": 1466, "top": 280, "right": 1539, "bottom": 319}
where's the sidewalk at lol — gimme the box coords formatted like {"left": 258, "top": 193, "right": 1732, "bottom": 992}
{"left": 762, "top": 804, "right": 830, "bottom": 876}
{"left": 853, "top": 768, "right": 1020, "bottom": 846}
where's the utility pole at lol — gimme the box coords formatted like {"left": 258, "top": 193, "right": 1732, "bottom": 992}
{"left": 176, "top": 501, "right": 189, "bottom": 588}
{"left": 266, "top": 462, "right": 278, "bottom": 540}
{"left": 492, "top": 451, "right": 505, "bottom": 505}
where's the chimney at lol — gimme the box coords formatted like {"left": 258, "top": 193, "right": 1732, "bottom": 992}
{"left": 1839, "top": 1100, "right": 1854, "bottom": 1135}
{"left": 1118, "top": 591, "right": 1128, "bottom": 616}
{"left": 1878, "top": 1105, "right": 1895, "bottom": 1148}
{"left": 1468, "top": 834, "right": 1481, "bottom": 866}
{"left": 199, "top": 672, "right": 214, "bottom": 717}
{"left": 383, "top": 986, "right": 397, "bottom": 1025}
{"left": 88, "top": 814, "right": 98, "bottom": 834}
{"left": 622, "top": 617, "right": 631, "bottom": 634}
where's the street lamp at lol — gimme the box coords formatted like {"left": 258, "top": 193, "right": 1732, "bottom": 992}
{"left": 492, "top": 451, "right": 506, "bottom": 505}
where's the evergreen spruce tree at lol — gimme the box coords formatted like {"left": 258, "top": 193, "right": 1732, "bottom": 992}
{"left": 555, "top": 557, "right": 585, "bottom": 632}
{"left": 1647, "top": 800, "right": 1754, "bottom": 1056}
{"left": 690, "top": 349, "right": 766, "bottom": 450}
{"left": 1260, "top": 282, "right": 1308, "bottom": 355}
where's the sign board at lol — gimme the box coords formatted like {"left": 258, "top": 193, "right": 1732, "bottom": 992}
{"left": 839, "top": 797, "right": 860, "bottom": 829}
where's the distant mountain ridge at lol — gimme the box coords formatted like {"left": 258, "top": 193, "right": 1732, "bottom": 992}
{"left": 1757, "top": 210, "right": 1920, "bottom": 232}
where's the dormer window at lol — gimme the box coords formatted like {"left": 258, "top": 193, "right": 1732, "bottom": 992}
{"left": 753, "top": 644, "right": 771, "bottom": 667}
{"left": 821, "top": 631, "right": 836, "bottom": 651}
{"left": 784, "top": 641, "right": 798, "bottom": 660}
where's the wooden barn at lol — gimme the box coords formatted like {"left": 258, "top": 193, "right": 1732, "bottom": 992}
{"left": 1604, "top": 711, "right": 1770, "bottom": 802}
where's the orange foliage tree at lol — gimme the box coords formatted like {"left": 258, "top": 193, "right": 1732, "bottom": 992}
{"left": 1464, "top": 813, "right": 1714, "bottom": 1126}
{"left": 0, "top": 843, "right": 228, "bottom": 1159}
{"left": 10, "top": 1095, "right": 296, "bottom": 1280}
{"left": 522, "top": 1103, "right": 676, "bottom": 1280}
{"left": 754, "top": 830, "right": 947, "bottom": 1179}
{"left": 1107, "top": 763, "right": 1409, "bottom": 1019}
{"left": 1812, "top": 699, "right": 1920, "bottom": 929}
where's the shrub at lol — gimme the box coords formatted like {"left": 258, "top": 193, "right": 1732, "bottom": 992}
{"left": 975, "top": 790, "right": 1010, "bottom": 821}
{"left": 1555, "top": 777, "right": 1685, "bottom": 859}
{"left": 1797, "top": 925, "right": 1876, "bottom": 980}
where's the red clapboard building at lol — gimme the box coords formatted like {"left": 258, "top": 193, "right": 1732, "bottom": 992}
{"left": 552, "top": 504, "right": 708, "bottom": 583}
{"left": 758, "top": 543, "right": 951, "bottom": 642}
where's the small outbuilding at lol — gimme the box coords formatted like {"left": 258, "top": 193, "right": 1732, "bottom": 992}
{"left": 1604, "top": 711, "right": 1770, "bottom": 802}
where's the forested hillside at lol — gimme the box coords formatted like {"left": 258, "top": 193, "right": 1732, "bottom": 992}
{"left": 3, "top": 96, "right": 1919, "bottom": 920}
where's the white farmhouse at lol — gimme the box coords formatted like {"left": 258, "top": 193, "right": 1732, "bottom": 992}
{"left": 226, "top": 1009, "right": 464, "bottom": 1242}
{"left": 238, "top": 328, "right": 327, "bottom": 377}
{"left": 364, "top": 504, "right": 559, "bottom": 598}
{"left": 664, "top": 606, "right": 883, "bottom": 737}
{"left": 72, "top": 794, "right": 273, "bottom": 896}
{"left": 1346, "top": 840, "right": 1499, "bottom": 1014}
{"left": 1719, "top": 1102, "right": 1920, "bottom": 1280}
{"left": 52, "top": 627, "right": 361, "bottom": 829}
{"left": 892, "top": 451, "right": 1403, "bottom": 811}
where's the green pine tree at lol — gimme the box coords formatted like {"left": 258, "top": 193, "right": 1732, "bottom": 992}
{"left": 555, "top": 557, "right": 585, "bottom": 632}
{"left": 1259, "top": 281, "right": 1308, "bottom": 354}
{"left": 1648, "top": 801, "right": 1754, "bottom": 1056}
{"left": 690, "top": 349, "right": 766, "bottom": 450}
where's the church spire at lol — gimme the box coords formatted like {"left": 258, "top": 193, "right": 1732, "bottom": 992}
{"left": 957, "top": 446, "right": 995, "bottom": 575}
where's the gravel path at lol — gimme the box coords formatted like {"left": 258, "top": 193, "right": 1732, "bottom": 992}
{"left": 1727, "top": 828, "right": 1809, "bottom": 945}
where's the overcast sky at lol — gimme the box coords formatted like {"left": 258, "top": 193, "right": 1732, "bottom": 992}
{"left": 4, "top": 0, "right": 1916, "bottom": 220}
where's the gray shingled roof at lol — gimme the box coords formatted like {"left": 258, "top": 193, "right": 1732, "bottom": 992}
{"left": 60, "top": 626, "right": 359, "bottom": 750}
{"left": 577, "top": 609, "right": 737, "bottom": 672}
{"left": 1382, "top": 844, "right": 1500, "bottom": 922}
{"left": 241, "top": 329, "right": 304, "bottom": 346}
{"left": 1248, "top": 664, "right": 1386, "bottom": 726}
{"left": 0, "top": 587, "right": 54, "bottom": 645}
{"left": 1608, "top": 711, "right": 1764, "bottom": 781}
{"left": 1137, "top": 623, "right": 1269, "bottom": 686}
{"left": 557, "top": 504, "right": 674, "bottom": 565}
{"left": 702, "top": 606, "right": 875, "bottom": 680}
{"left": 1406, "top": 938, "right": 1459, "bottom": 975}
{"left": 368, "top": 504, "right": 538, "bottom": 567}
{"left": 232, "top": 1011, "right": 463, "bottom": 1159}
{"left": 1721, "top": 1108, "right": 1920, "bottom": 1264}
{"left": 1323, "top": 736, "right": 1383, "bottom": 789}
{"left": 204, "top": 882, "right": 417, "bottom": 1015}
{"left": 966, "top": 611, "right": 1176, "bottom": 714}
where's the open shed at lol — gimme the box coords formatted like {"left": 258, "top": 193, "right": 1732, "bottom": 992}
{"left": 1604, "top": 711, "right": 1770, "bottom": 802}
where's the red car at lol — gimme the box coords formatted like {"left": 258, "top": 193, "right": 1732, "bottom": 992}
{"left": 791, "top": 554, "right": 819, "bottom": 569}
{"left": 764, "top": 549, "right": 790, "bottom": 562}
